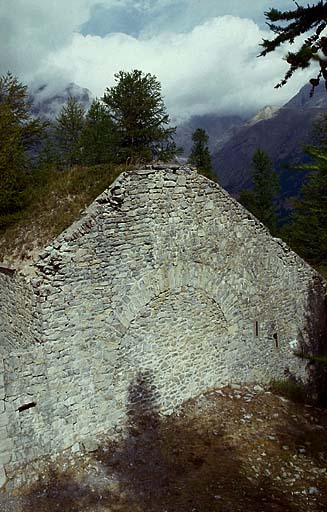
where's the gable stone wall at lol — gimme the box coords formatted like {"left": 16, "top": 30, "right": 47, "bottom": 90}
{"left": 0, "top": 166, "right": 326, "bottom": 488}
{"left": 0, "top": 269, "right": 38, "bottom": 352}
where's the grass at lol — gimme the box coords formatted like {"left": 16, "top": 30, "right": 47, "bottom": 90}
{"left": 269, "top": 379, "right": 307, "bottom": 404}
{"left": 314, "top": 263, "right": 327, "bottom": 279}
{"left": 0, "top": 163, "right": 125, "bottom": 265}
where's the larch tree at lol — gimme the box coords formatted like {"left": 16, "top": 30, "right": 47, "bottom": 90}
{"left": 54, "top": 97, "right": 85, "bottom": 167}
{"left": 81, "top": 99, "right": 117, "bottom": 165}
{"left": 102, "top": 70, "right": 177, "bottom": 163}
{"left": 0, "top": 72, "right": 44, "bottom": 226}
{"left": 289, "top": 145, "right": 327, "bottom": 265}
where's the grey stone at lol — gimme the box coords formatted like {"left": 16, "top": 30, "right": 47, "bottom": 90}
{"left": 82, "top": 439, "right": 100, "bottom": 453}
{"left": 0, "top": 451, "right": 11, "bottom": 464}
{"left": 253, "top": 385, "right": 264, "bottom": 393}
{"left": 0, "top": 164, "right": 325, "bottom": 488}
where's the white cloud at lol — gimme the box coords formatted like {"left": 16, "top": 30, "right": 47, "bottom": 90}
{"left": 0, "top": 0, "right": 97, "bottom": 81}
{"left": 0, "top": 2, "right": 314, "bottom": 119}
{"left": 44, "top": 15, "right": 313, "bottom": 119}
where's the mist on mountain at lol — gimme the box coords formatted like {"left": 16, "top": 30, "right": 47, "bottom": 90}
{"left": 30, "top": 82, "right": 92, "bottom": 120}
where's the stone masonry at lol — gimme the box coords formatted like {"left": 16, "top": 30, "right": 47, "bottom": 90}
{"left": 0, "top": 166, "right": 326, "bottom": 489}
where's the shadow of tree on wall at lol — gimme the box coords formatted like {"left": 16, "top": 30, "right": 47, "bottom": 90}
{"left": 21, "top": 371, "right": 296, "bottom": 512}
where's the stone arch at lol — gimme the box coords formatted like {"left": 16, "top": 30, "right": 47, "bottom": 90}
{"left": 94, "top": 262, "right": 261, "bottom": 416}
{"left": 119, "top": 285, "right": 230, "bottom": 412}
{"left": 109, "top": 262, "right": 252, "bottom": 340}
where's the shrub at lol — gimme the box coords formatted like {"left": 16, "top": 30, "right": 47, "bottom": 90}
{"left": 270, "top": 379, "right": 306, "bottom": 404}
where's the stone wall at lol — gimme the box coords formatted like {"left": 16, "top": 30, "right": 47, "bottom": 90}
{"left": 0, "top": 268, "right": 40, "bottom": 485}
{"left": 0, "top": 268, "right": 37, "bottom": 352}
{"left": 1, "top": 166, "right": 326, "bottom": 488}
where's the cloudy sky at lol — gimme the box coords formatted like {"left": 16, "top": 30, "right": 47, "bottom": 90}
{"left": 0, "top": 1, "right": 316, "bottom": 120}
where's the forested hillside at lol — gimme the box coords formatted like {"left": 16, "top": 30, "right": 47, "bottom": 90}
{"left": 0, "top": 70, "right": 180, "bottom": 268}
{"left": 0, "top": 68, "right": 326, "bottom": 277}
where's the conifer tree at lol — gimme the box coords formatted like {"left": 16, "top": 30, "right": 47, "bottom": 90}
{"left": 0, "top": 72, "right": 44, "bottom": 224}
{"left": 239, "top": 149, "right": 280, "bottom": 234}
{"left": 54, "top": 97, "right": 85, "bottom": 167}
{"left": 81, "top": 99, "right": 116, "bottom": 165}
{"left": 102, "top": 70, "right": 176, "bottom": 163}
{"left": 188, "top": 128, "right": 213, "bottom": 177}
{"left": 289, "top": 145, "right": 327, "bottom": 264}
{"left": 260, "top": 2, "right": 327, "bottom": 94}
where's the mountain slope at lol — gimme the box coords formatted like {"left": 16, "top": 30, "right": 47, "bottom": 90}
{"left": 174, "top": 113, "right": 245, "bottom": 157}
{"left": 213, "top": 82, "right": 327, "bottom": 196}
{"left": 30, "top": 82, "right": 92, "bottom": 119}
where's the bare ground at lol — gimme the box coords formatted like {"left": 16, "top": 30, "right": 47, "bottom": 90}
{"left": 1, "top": 383, "right": 327, "bottom": 512}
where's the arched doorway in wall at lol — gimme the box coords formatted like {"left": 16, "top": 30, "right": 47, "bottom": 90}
{"left": 114, "top": 263, "right": 248, "bottom": 412}
{"left": 120, "top": 286, "right": 228, "bottom": 411}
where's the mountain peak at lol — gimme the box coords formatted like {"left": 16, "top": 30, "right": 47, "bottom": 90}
{"left": 30, "top": 82, "right": 92, "bottom": 119}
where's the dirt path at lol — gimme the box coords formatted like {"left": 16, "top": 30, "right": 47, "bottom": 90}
{"left": 1, "top": 385, "right": 327, "bottom": 512}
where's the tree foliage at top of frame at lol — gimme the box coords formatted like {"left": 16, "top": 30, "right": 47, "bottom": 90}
{"left": 259, "top": 1, "right": 327, "bottom": 94}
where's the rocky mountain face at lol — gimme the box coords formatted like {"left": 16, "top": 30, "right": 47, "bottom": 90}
{"left": 212, "top": 82, "right": 327, "bottom": 197}
{"left": 30, "top": 82, "right": 92, "bottom": 119}
{"left": 246, "top": 106, "right": 280, "bottom": 127}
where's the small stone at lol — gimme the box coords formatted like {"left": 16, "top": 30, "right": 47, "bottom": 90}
{"left": 82, "top": 439, "right": 99, "bottom": 453}
{"left": 216, "top": 390, "right": 225, "bottom": 397}
{"left": 243, "top": 414, "right": 253, "bottom": 420}
{"left": 253, "top": 385, "right": 264, "bottom": 392}
{"left": 308, "top": 487, "right": 319, "bottom": 495}
{"left": 71, "top": 442, "right": 81, "bottom": 454}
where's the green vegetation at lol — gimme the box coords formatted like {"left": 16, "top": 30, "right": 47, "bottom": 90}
{"left": 0, "top": 163, "right": 124, "bottom": 263}
{"left": 269, "top": 379, "right": 306, "bottom": 403}
{"left": 81, "top": 99, "right": 116, "bottom": 165}
{"left": 278, "top": 111, "right": 327, "bottom": 275}
{"left": 54, "top": 97, "right": 85, "bottom": 167}
{"left": 188, "top": 128, "right": 215, "bottom": 180}
{"left": 239, "top": 149, "right": 280, "bottom": 235}
{"left": 260, "top": 1, "right": 327, "bottom": 93}
{"left": 102, "top": 69, "right": 177, "bottom": 163}
{"left": 0, "top": 72, "right": 45, "bottom": 229}
{"left": 288, "top": 146, "right": 327, "bottom": 265}
{"left": 0, "top": 70, "right": 181, "bottom": 244}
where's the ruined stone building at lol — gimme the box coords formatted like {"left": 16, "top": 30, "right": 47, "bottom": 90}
{"left": 0, "top": 166, "right": 326, "bottom": 488}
